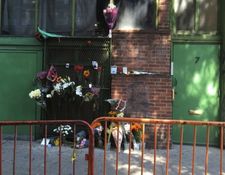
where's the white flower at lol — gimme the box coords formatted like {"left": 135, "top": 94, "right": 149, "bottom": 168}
{"left": 116, "top": 112, "right": 124, "bottom": 118}
{"left": 62, "top": 82, "right": 70, "bottom": 89}
{"left": 64, "top": 125, "right": 71, "bottom": 130}
{"left": 46, "top": 94, "right": 52, "bottom": 98}
{"left": 53, "top": 125, "right": 72, "bottom": 135}
{"left": 53, "top": 83, "right": 62, "bottom": 93}
{"left": 29, "top": 89, "right": 41, "bottom": 99}
{"left": 124, "top": 123, "right": 130, "bottom": 133}
{"left": 76, "top": 86, "right": 82, "bottom": 96}
{"left": 62, "top": 81, "right": 75, "bottom": 89}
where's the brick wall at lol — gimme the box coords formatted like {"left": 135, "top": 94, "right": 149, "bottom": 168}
{"left": 111, "top": 0, "right": 171, "bottom": 148}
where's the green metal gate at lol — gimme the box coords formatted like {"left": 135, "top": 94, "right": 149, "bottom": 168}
{"left": 172, "top": 43, "right": 220, "bottom": 146}
{"left": 0, "top": 42, "right": 42, "bottom": 136}
{"left": 0, "top": 47, "right": 42, "bottom": 122}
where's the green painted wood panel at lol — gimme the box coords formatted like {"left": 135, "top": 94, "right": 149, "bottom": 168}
{"left": 172, "top": 44, "right": 220, "bottom": 146}
{"left": 0, "top": 49, "right": 42, "bottom": 136}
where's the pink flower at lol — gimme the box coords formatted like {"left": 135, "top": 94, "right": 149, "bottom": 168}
{"left": 103, "top": 6, "right": 118, "bottom": 29}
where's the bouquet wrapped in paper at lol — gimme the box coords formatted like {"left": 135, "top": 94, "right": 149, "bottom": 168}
{"left": 111, "top": 126, "right": 123, "bottom": 152}
{"left": 103, "top": 1, "right": 118, "bottom": 37}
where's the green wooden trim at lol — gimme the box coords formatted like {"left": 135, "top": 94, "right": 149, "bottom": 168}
{"left": 170, "top": 43, "right": 174, "bottom": 63}
{"left": 35, "top": 52, "right": 42, "bottom": 121}
{"left": 71, "top": 0, "right": 76, "bottom": 36}
{"left": 171, "top": 0, "right": 220, "bottom": 36}
{"left": 0, "top": 46, "right": 43, "bottom": 51}
{"left": 194, "top": 0, "right": 199, "bottom": 32}
{"left": 172, "top": 35, "right": 221, "bottom": 43}
{"left": 0, "top": 0, "right": 2, "bottom": 32}
{"left": 155, "top": 0, "right": 159, "bottom": 29}
{"left": 217, "top": 0, "right": 221, "bottom": 35}
{"left": 174, "top": 31, "right": 218, "bottom": 36}
{"left": 0, "top": 37, "right": 42, "bottom": 46}
{"left": 170, "top": 0, "right": 176, "bottom": 34}
{"left": 35, "top": 0, "right": 39, "bottom": 32}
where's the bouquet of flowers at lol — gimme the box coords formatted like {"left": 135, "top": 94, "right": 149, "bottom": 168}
{"left": 52, "top": 125, "right": 73, "bottom": 146}
{"left": 103, "top": 0, "right": 119, "bottom": 37}
{"left": 29, "top": 65, "right": 82, "bottom": 108}
{"left": 131, "top": 123, "right": 142, "bottom": 143}
{"left": 53, "top": 124, "right": 73, "bottom": 137}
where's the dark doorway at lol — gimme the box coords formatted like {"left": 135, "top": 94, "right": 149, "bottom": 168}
{"left": 44, "top": 37, "right": 111, "bottom": 124}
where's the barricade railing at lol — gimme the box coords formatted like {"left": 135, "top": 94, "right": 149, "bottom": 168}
{"left": 91, "top": 117, "right": 225, "bottom": 175}
{"left": 0, "top": 120, "right": 94, "bottom": 175}
{"left": 0, "top": 118, "right": 224, "bottom": 175}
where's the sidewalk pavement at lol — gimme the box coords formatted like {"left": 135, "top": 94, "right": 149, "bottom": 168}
{"left": 1, "top": 140, "right": 225, "bottom": 175}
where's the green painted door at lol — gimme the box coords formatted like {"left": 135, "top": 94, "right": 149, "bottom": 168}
{"left": 172, "top": 43, "right": 220, "bottom": 146}
{"left": 0, "top": 49, "right": 42, "bottom": 136}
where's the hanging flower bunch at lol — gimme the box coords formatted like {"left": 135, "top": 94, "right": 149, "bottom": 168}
{"left": 103, "top": 0, "right": 119, "bottom": 38}
{"left": 103, "top": 1, "right": 118, "bottom": 29}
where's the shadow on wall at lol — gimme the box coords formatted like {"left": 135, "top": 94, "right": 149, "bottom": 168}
{"left": 126, "top": 82, "right": 151, "bottom": 117}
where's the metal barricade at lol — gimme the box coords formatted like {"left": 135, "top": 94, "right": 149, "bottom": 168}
{"left": 91, "top": 117, "right": 225, "bottom": 175}
{"left": 0, "top": 120, "right": 94, "bottom": 175}
{"left": 0, "top": 118, "right": 224, "bottom": 175}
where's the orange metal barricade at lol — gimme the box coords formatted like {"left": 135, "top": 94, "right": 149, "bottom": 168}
{"left": 91, "top": 117, "right": 225, "bottom": 175}
{"left": 0, "top": 120, "right": 94, "bottom": 175}
{"left": 0, "top": 118, "right": 224, "bottom": 175}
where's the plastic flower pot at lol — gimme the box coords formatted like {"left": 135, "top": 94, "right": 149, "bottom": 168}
{"left": 133, "top": 142, "right": 140, "bottom": 150}
{"left": 123, "top": 143, "right": 129, "bottom": 151}
{"left": 107, "top": 142, "right": 111, "bottom": 150}
{"left": 133, "top": 142, "right": 146, "bottom": 151}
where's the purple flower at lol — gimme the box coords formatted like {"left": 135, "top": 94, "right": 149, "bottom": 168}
{"left": 37, "top": 71, "right": 48, "bottom": 80}
{"left": 91, "top": 87, "right": 100, "bottom": 96}
{"left": 103, "top": 7, "right": 118, "bottom": 29}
